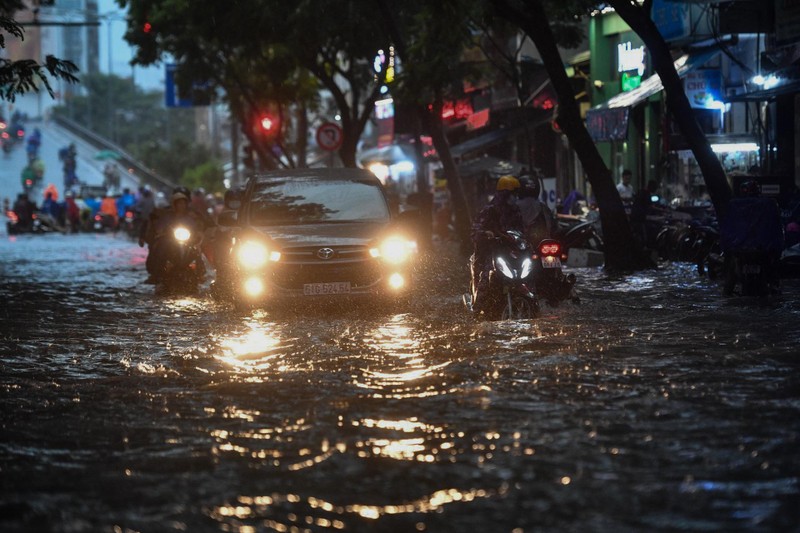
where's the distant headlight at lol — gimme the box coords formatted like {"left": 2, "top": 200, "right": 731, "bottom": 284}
{"left": 238, "top": 241, "right": 270, "bottom": 269}
{"left": 370, "top": 237, "right": 417, "bottom": 264}
{"left": 173, "top": 227, "right": 191, "bottom": 242}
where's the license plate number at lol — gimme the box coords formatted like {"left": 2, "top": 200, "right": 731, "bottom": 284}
{"left": 542, "top": 256, "right": 561, "bottom": 269}
{"left": 303, "top": 282, "right": 351, "bottom": 295}
{"left": 742, "top": 264, "right": 760, "bottom": 274}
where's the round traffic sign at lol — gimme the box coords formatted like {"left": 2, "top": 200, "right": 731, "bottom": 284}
{"left": 316, "top": 122, "right": 343, "bottom": 151}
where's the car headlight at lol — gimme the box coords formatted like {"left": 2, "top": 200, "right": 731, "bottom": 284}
{"left": 237, "top": 240, "right": 277, "bottom": 269}
{"left": 370, "top": 237, "right": 417, "bottom": 264}
{"left": 173, "top": 227, "right": 191, "bottom": 242}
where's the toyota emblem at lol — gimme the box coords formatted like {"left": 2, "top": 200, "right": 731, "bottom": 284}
{"left": 317, "top": 247, "right": 335, "bottom": 260}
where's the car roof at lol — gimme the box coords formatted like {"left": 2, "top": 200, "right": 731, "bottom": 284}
{"left": 250, "top": 168, "right": 381, "bottom": 186}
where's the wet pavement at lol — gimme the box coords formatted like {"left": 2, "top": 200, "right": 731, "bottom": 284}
{"left": 1, "top": 232, "right": 799, "bottom": 532}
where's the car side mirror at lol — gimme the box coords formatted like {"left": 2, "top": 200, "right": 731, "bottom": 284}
{"left": 218, "top": 210, "right": 239, "bottom": 227}
{"left": 224, "top": 189, "right": 243, "bottom": 210}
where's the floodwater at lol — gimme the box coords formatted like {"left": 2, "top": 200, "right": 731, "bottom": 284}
{"left": 1, "top": 232, "right": 799, "bottom": 532}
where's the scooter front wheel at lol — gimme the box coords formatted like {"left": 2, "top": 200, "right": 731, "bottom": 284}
{"left": 501, "top": 294, "right": 538, "bottom": 320}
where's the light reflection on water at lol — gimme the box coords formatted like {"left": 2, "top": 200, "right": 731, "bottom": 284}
{"left": 2, "top": 235, "right": 800, "bottom": 532}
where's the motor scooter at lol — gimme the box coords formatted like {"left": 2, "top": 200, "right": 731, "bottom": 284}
{"left": 464, "top": 230, "right": 540, "bottom": 320}
{"left": 154, "top": 224, "right": 205, "bottom": 294}
{"left": 530, "top": 238, "right": 578, "bottom": 306}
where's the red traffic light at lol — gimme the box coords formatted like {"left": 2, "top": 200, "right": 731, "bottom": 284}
{"left": 260, "top": 116, "right": 275, "bottom": 132}
{"left": 143, "top": 22, "right": 152, "bottom": 33}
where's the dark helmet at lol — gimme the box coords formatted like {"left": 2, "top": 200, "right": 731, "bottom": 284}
{"left": 172, "top": 186, "right": 191, "bottom": 198}
{"left": 740, "top": 179, "right": 761, "bottom": 197}
{"left": 518, "top": 175, "right": 541, "bottom": 199}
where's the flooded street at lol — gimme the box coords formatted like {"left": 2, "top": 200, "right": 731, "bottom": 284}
{"left": 1, "top": 232, "right": 799, "bottom": 532}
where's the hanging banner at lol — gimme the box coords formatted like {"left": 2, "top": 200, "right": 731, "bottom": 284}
{"left": 586, "top": 107, "right": 630, "bottom": 142}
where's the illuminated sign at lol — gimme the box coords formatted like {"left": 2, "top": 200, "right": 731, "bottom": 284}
{"left": 621, "top": 72, "right": 642, "bottom": 92}
{"left": 684, "top": 70, "right": 722, "bottom": 109}
{"left": 374, "top": 46, "right": 396, "bottom": 84}
{"left": 618, "top": 42, "right": 646, "bottom": 76}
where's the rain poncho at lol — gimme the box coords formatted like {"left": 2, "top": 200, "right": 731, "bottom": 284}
{"left": 719, "top": 197, "right": 784, "bottom": 254}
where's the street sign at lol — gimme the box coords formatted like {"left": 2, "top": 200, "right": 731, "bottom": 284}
{"left": 165, "top": 64, "right": 211, "bottom": 108}
{"left": 316, "top": 122, "right": 343, "bottom": 151}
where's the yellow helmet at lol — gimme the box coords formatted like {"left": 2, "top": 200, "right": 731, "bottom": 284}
{"left": 496, "top": 175, "right": 521, "bottom": 192}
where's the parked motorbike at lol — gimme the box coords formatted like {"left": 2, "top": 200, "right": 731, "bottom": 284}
{"left": 555, "top": 217, "right": 604, "bottom": 253}
{"left": 464, "top": 230, "right": 539, "bottom": 320}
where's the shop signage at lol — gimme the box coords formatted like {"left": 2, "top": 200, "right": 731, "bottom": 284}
{"left": 618, "top": 42, "right": 646, "bottom": 77}
{"left": 621, "top": 72, "right": 642, "bottom": 92}
{"left": 586, "top": 107, "right": 630, "bottom": 142}
{"left": 374, "top": 98, "right": 395, "bottom": 147}
{"left": 684, "top": 70, "right": 722, "bottom": 109}
{"left": 651, "top": 0, "right": 690, "bottom": 42}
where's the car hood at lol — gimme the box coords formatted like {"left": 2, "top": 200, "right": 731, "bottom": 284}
{"left": 247, "top": 221, "right": 391, "bottom": 248}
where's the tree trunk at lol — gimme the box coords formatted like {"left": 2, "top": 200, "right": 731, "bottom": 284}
{"left": 608, "top": 0, "right": 732, "bottom": 221}
{"left": 496, "top": 0, "right": 653, "bottom": 271}
{"left": 296, "top": 102, "right": 308, "bottom": 168}
{"left": 424, "top": 97, "right": 473, "bottom": 253}
{"left": 412, "top": 106, "right": 434, "bottom": 251}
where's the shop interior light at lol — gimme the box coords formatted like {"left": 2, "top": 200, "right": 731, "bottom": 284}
{"left": 393, "top": 160, "right": 415, "bottom": 173}
{"left": 368, "top": 162, "right": 389, "bottom": 183}
{"left": 751, "top": 74, "right": 766, "bottom": 85}
{"left": 710, "top": 142, "right": 759, "bottom": 154}
{"left": 763, "top": 75, "right": 781, "bottom": 90}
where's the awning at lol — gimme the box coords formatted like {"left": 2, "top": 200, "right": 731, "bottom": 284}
{"left": 725, "top": 78, "right": 800, "bottom": 102}
{"left": 586, "top": 48, "right": 721, "bottom": 142}
{"left": 358, "top": 144, "right": 416, "bottom": 166}
{"left": 451, "top": 114, "right": 552, "bottom": 159}
{"left": 726, "top": 81, "right": 800, "bottom": 101}
{"left": 593, "top": 48, "right": 722, "bottom": 110}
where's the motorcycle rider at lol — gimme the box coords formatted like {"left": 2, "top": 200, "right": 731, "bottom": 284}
{"left": 12, "top": 193, "right": 34, "bottom": 231}
{"left": 142, "top": 189, "right": 212, "bottom": 284}
{"left": 517, "top": 175, "right": 554, "bottom": 247}
{"left": 720, "top": 178, "right": 784, "bottom": 295}
{"left": 470, "top": 175, "right": 525, "bottom": 314}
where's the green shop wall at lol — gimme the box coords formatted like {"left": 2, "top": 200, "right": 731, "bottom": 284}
{"left": 588, "top": 12, "right": 660, "bottom": 190}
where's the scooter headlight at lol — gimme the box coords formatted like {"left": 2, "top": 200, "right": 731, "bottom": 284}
{"left": 520, "top": 257, "right": 533, "bottom": 279}
{"left": 173, "top": 227, "right": 191, "bottom": 242}
{"left": 237, "top": 240, "right": 275, "bottom": 269}
{"left": 370, "top": 236, "right": 417, "bottom": 264}
{"left": 496, "top": 256, "right": 515, "bottom": 279}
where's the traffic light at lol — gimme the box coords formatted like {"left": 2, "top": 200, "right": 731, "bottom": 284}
{"left": 258, "top": 114, "right": 279, "bottom": 139}
{"left": 143, "top": 21, "right": 152, "bottom": 33}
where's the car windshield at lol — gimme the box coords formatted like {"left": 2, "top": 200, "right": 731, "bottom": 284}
{"left": 248, "top": 177, "right": 390, "bottom": 225}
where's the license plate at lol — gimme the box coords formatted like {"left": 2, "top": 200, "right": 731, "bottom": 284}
{"left": 303, "top": 282, "right": 351, "bottom": 295}
{"left": 541, "top": 256, "right": 561, "bottom": 269}
{"left": 742, "top": 264, "right": 760, "bottom": 274}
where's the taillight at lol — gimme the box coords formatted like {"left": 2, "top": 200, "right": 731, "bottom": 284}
{"left": 539, "top": 242, "right": 561, "bottom": 256}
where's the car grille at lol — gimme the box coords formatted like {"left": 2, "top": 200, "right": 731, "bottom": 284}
{"left": 270, "top": 245, "right": 381, "bottom": 290}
